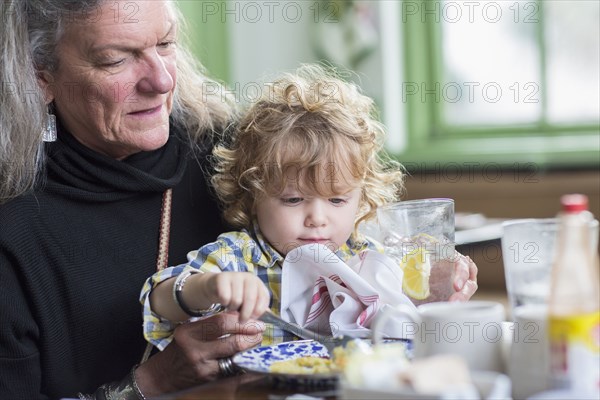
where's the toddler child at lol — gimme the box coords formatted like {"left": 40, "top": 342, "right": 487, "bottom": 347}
{"left": 140, "top": 64, "right": 474, "bottom": 349}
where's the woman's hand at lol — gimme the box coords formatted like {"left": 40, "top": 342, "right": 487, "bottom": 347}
{"left": 449, "top": 252, "right": 478, "bottom": 302}
{"left": 134, "top": 312, "right": 265, "bottom": 396}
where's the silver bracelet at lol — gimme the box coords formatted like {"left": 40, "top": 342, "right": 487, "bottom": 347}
{"left": 131, "top": 365, "right": 146, "bottom": 400}
{"left": 173, "top": 270, "right": 225, "bottom": 317}
{"left": 77, "top": 365, "right": 145, "bottom": 400}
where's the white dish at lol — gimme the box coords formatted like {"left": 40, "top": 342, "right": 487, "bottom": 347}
{"left": 340, "top": 370, "right": 512, "bottom": 400}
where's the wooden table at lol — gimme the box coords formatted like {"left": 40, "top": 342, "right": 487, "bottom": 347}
{"left": 155, "top": 372, "right": 339, "bottom": 400}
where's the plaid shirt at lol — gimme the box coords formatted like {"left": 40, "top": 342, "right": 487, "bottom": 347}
{"left": 140, "top": 224, "right": 380, "bottom": 350}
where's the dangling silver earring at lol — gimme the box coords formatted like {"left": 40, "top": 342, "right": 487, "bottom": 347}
{"left": 43, "top": 104, "right": 57, "bottom": 142}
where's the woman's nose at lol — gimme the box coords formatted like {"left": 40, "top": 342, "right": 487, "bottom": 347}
{"left": 137, "top": 52, "right": 174, "bottom": 94}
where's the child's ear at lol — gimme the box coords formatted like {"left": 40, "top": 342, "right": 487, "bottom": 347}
{"left": 250, "top": 194, "right": 265, "bottom": 214}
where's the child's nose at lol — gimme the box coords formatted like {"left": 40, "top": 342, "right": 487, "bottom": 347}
{"left": 305, "top": 203, "right": 327, "bottom": 227}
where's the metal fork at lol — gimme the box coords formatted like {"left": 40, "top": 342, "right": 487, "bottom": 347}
{"left": 258, "top": 310, "right": 360, "bottom": 355}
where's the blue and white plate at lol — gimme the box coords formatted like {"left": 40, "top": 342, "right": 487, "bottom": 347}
{"left": 232, "top": 340, "right": 338, "bottom": 386}
{"left": 233, "top": 338, "right": 413, "bottom": 386}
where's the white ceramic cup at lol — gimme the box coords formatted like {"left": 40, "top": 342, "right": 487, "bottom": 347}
{"left": 373, "top": 301, "right": 506, "bottom": 372}
{"left": 509, "top": 304, "right": 550, "bottom": 400}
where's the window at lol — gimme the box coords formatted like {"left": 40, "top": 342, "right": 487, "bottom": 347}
{"left": 398, "top": 0, "right": 599, "bottom": 168}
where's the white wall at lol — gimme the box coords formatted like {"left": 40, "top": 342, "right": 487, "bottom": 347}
{"left": 225, "top": 1, "right": 406, "bottom": 149}
{"left": 227, "top": 1, "right": 318, "bottom": 103}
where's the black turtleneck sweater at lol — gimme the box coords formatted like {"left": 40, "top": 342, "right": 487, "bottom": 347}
{"left": 0, "top": 124, "right": 227, "bottom": 399}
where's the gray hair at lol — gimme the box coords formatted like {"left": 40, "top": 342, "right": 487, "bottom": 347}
{"left": 0, "top": 0, "right": 235, "bottom": 204}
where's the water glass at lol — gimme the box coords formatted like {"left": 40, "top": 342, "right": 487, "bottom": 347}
{"left": 501, "top": 218, "right": 599, "bottom": 314}
{"left": 377, "top": 198, "right": 455, "bottom": 305}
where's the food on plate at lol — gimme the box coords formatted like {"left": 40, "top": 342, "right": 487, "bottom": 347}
{"left": 268, "top": 339, "right": 370, "bottom": 374}
{"left": 342, "top": 341, "right": 410, "bottom": 386}
{"left": 342, "top": 352, "right": 478, "bottom": 397}
{"left": 269, "top": 356, "right": 336, "bottom": 374}
{"left": 404, "top": 354, "right": 473, "bottom": 395}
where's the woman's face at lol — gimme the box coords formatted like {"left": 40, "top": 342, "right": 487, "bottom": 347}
{"left": 41, "top": 1, "right": 177, "bottom": 159}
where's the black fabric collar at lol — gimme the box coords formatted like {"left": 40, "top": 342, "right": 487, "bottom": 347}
{"left": 43, "top": 120, "right": 189, "bottom": 201}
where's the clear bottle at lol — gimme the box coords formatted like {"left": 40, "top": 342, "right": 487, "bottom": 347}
{"left": 548, "top": 194, "right": 600, "bottom": 393}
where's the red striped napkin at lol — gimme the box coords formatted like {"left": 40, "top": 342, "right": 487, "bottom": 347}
{"left": 280, "top": 244, "right": 416, "bottom": 338}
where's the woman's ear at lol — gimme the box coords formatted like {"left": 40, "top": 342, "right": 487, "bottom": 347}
{"left": 36, "top": 70, "right": 55, "bottom": 104}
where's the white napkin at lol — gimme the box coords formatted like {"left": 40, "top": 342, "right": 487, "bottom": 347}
{"left": 280, "top": 244, "right": 416, "bottom": 338}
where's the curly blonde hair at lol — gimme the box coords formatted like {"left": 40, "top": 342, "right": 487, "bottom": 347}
{"left": 212, "top": 64, "right": 404, "bottom": 234}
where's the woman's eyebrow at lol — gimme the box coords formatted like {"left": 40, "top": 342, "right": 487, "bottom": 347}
{"left": 89, "top": 22, "right": 177, "bottom": 54}
{"left": 158, "top": 22, "right": 178, "bottom": 41}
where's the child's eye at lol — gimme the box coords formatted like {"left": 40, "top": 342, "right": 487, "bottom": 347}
{"left": 329, "top": 198, "right": 347, "bottom": 205}
{"left": 281, "top": 197, "right": 303, "bottom": 205}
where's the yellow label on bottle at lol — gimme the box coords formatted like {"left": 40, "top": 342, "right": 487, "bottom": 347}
{"left": 549, "top": 312, "right": 600, "bottom": 352}
{"left": 549, "top": 311, "right": 600, "bottom": 391}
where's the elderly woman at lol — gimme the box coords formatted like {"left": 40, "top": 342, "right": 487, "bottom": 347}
{"left": 0, "top": 1, "right": 266, "bottom": 398}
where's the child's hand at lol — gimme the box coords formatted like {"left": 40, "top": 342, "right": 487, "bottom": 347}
{"left": 206, "top": 272, "right": 270, "bottom": 322}
{"left": 449, "top": 252, "right": 478, "bottom": 302}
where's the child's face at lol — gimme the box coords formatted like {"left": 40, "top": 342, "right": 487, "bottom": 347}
{"left": 254, "top": 186, "right": 362, "bottom": 256}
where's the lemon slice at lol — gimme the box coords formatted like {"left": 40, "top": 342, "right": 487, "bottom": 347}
{"left": 399, "top": 248, "right": 431, "bottom": 300}
{"left": 412, "top": 232, "right": 438, "bottom": 244}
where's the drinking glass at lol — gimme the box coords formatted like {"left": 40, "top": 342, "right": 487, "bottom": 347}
{"left": 377, "top": 198, "right": 455, "bottom": 305}
{"left": 501, "top": 218, "right": 599, "bottom": 315}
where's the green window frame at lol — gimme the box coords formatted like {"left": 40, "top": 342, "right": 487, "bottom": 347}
{"left": 397, "top": 0, "right": 599, "bottom": 169}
